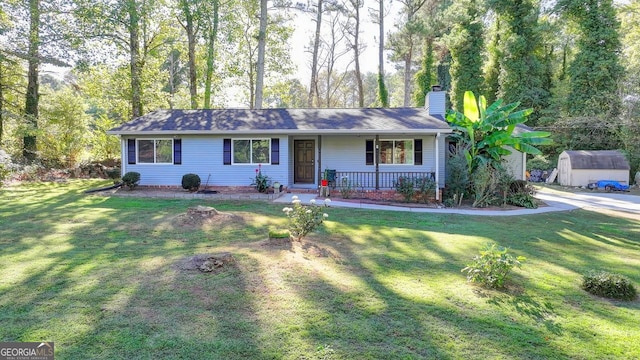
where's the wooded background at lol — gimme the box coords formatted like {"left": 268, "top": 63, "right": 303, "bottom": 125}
{"left": 0, "top": 0, "right": 639, "bottom": 177}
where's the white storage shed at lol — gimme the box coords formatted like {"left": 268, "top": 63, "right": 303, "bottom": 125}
{"left": 557, "top": 150, "right": 630, "bottom": 187}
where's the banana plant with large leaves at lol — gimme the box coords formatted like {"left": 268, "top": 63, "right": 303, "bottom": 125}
{"left": 445, "top": 91, "right": 552, "bottom": 174}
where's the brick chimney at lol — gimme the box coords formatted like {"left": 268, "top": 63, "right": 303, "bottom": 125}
{"left": 425, "top": 85, "right": 446, "bottom": 117}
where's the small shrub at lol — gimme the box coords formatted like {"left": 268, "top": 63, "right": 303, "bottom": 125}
{"left": 182, "top": 173, "right": 201, "bottom": 192}
{"left": 445, "top": 147, "right": 470, "bottom": 206}
{"left": 252, "top": 165, "right": 270, "bottom": 193}
{"left": 121, "top": 171, "right": 140, "bottom": 190}
{"left": 507, "top": 180, "right": 538, "bottom": 208}
{"left": 415, "top": 176, "right": 436, "bottom": 204}
{"left": 471, "top": 164, "right": 499, "bottom": 208}
{"left": 527, "top": 154, "right": 553, "bottom": 171}
{"left": 582, "top": 270, "right": 637, "bottom": 301}
{"left": 283, "top": 197, "right": 330, "bottom": 241}
{"left": 339, "top": 176, "right": 356, "bottom": 199}
{"left": 462, "top": 243, "right": 526, "bottom": 288}
{"left": 394, "top": 176, "right": 415, "bottom": 202}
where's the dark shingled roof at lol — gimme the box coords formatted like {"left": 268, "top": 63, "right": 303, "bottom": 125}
{"left": 107, "top": 108, "right": 452, "bottom": 135}
{"left": 563, "top": 150, "right": 630, "bottom": 170}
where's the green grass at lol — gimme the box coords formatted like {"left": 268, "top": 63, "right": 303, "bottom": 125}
{"left": 1, "top": 180, "right": 639, "bottom": 359}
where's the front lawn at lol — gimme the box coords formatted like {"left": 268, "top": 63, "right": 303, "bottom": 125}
{"left": 1, "top": 181, "right": 639, "bottom": 359}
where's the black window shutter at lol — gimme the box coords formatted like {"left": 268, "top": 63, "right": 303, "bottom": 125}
{"left": 174, "top": 139, "right": 182, "bottom": 165}
{"left": 271, "top": 138, "right": 280, "bottom": 165}
{"left": 414, "top": 139, "right": 423, "bottom": 165}
{"left": 223, "top": 138, "right": 231, "bottom": 165}
{"left": 127, "top": 139, "right": 136, "bottom": 164}
{"left": 365, "top": 140, "right": 374, "bottom": 165}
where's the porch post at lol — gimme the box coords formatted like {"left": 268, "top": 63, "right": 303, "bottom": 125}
{"left": 435, "top": 133, "right": 440, "bottom": 201}
{"left": 375, "top": 134, "right": 380, "bottom": 190}
{"left": 318, "top": 135, "right": 322, "bottom": 185}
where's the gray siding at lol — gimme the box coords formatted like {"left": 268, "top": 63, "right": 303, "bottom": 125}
{"left": 123, "top": 135, "right": 289, "bottom": 187}
{"left": 503, "top": 147, "right": 525, "bottom": 181}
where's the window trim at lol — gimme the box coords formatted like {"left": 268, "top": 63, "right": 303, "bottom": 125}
{"left": 136, "top": 138, "right": 175, "bottom": 165}
{"left": 231, "top": 138, "right": 272, "bottom": 165}
{"left": 378, "top": 139, "right": 415, "bottom": 165}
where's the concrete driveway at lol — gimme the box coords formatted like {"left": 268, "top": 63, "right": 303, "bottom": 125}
{"left": 535, "top": 187, "right": 640, "bottom": 214}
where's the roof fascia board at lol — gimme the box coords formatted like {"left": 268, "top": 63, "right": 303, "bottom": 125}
{"left": 107, "top": 129, "right": 453, "bottom": 136}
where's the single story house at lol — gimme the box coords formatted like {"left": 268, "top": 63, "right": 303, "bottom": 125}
{"left": 558, "top": 150, "right": 630, "bottom": 187}
{"left": 108, "top": 91, "right": 454, "bottom": 198}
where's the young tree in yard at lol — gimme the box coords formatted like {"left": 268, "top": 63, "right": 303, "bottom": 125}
{"left": 444, "top": 0, "right": 484, "bottom": 111}
{"left": 445, "top": 91, "right": 552, "bottom": 175}
{"left": 39, "top": 85, "right": 90, "bottom": 167}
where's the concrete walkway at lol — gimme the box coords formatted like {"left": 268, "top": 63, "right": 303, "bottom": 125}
{"left": 273, "top": 187, "right": 640, "bottom": 216}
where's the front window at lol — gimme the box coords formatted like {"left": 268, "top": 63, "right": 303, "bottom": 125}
{"left": 379, "top": 140, "right": 414, "bottom": 165}
{"left": 138, "top": 139, "right": 173, "bottom": 164}
{"left": 233, "top": 139, "right": 270, "bottom": 164}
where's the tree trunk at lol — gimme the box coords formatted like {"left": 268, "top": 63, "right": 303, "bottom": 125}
{"left": 377, "top": 0, "right": 389, "bottom": 107}
{"left": 0, "top": 58, "right": 4, "bottom": 143}
{"left": 353, "top": 1, "right": 364, "bottom": 107}
{"left": 403, "top": 51, "right": 412, "bottom": 106}
{"left": 254, "top": 0, "right": 267, "bottom": 109}
{"left": 308, "top": 0, "right": 323, "bottom": 108}
{"left": 23, "top": 0, "right": 40, "bottom": 161}
{"left": 129, "top": 0, "right": 143, "bottom": 118}
{"left": 180, "top": 0, "right": 198, "bottom": 109}
{"left": 203, "top": 0, "right": 219, "bottom": 109}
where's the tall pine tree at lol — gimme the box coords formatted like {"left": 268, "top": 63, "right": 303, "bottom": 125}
{"left": 444, "top": 0, "right": 484, "bottom": 111}
{"left": 558, "top": 0, "right": 623, "bottom": 116}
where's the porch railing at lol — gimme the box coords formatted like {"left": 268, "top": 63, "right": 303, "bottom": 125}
{"left": 331, "top": 171, "right": 435, "bottom": 190}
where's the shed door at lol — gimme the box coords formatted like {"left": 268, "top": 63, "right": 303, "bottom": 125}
{"left": 294, "top": 140, "right": 315, "bottom": 184}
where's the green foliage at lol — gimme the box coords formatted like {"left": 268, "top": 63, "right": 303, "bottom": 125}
{"left": 444, "top": 0, "right": 484, "bottom": 111}
{"left": 89, "top": 114, "right": 122, "bottom": 162}
{"left": 445, "top": 147, "right": 470, "bottom": 207}
{"left": 251, "top": 166, "right": 270, "bottom": 193}
{"left": 181, "top": 173, "right": 201, "bottom": 192}
{"left": 339, "top": 176, "right": 356, "bottom": 199}
{"left": 268, "top": 229, "right": 290, "bottom": 239}
{"left": 122, "top": 171, "right": 140, "bottom": 190}
{"left": 558, "top": 0, "right": 623, "bottom": 116}
{"left": 415, "top": 176, "right": 436, "bottom": 204}
{"left": 413, "top": 38, "right": 434, "bottom": 107}
{"left": 582, "top": 270, "right": 637, "bottom": 301}
{"left": 471, "top": 163, "right": 499, "bottom": 208}
{"left": 526, "top": 154, "right": 554, "bottom": 171}
{"left": 394, "top": 176, "right": 437, "bottom": 203}
{"left": 377, "top": 73, "right": 389, "bottom": 107}
{"left": 462, "top": 243, "right": 526, "bottom": 288}
{"left": 507, "top": 180, "right": 537, "bottom": 208}
{"left": 445, "top": 91, "right": 553, "bottom": 175}
{"left": 39, "top": 86, "right": 90, "bottom": 167}
{"left": 489, "top": 0, "right": 549, "bottom": 122}
{"left": 394, "top": 176, "right": 416, "bottom": 202}
{"left": 282, "top": 197, "right": 330, "bottom": 241}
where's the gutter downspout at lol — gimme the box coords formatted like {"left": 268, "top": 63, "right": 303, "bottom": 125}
{"left": 375, "top": 134, "right": 380, "bottom": 190}
{"left": 435, "top": 133, "right": 440, "bottom": 201}
{"left": 522, "top": 151, "right": 527, "bottom": 180}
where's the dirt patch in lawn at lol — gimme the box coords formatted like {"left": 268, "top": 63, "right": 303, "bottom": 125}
{"left": 171, "top": 205, "right": 243, "bottom": 228}
{"left": 175, "top": 252, "right": 237, "bottom": 274}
